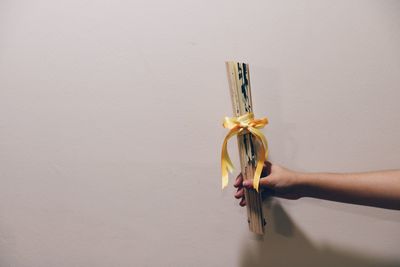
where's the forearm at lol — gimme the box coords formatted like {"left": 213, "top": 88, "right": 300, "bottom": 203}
{"left": 297, "top": 170, "right": 400, "bottom": 210}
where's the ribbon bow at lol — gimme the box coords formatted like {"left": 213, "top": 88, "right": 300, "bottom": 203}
{"left": 221, "top": 112, "right": 269, "bottom": 192}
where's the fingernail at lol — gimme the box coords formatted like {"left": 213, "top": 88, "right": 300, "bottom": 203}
{"left": 242, "top": 180, "right": 250, "bottom": 187}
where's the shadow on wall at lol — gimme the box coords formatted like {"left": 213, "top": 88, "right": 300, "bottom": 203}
{"left": 239, "top": 200, "right": 400, "bottom": 267}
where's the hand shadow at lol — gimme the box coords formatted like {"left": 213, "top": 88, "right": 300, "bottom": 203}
{"left": 239, "top": 199, "right": 400, "bottom": 267}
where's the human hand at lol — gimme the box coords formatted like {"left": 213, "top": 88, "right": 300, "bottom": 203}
{"left": 233, "top": 161, "right": 304, "bottom": 206}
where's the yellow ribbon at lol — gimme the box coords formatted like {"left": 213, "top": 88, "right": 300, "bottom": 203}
{"left": 221, "top": 112, "right": 269, "bottom": 192}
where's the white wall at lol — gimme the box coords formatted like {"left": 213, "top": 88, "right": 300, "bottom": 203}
{"left": 1, "top": 0, "right": 400, "bottom": 266}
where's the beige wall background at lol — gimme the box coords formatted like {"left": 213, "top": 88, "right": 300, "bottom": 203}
{"left": 1, "top": 0, "right": 400, "bottom": 266}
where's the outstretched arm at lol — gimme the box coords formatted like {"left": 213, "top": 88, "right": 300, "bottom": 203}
{"left": 234, "top": 162, "right": 400, "bottom": 210}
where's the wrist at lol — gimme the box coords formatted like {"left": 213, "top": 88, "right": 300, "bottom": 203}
{"left": 292, "top": 171, "right": 313, "bottom": 198}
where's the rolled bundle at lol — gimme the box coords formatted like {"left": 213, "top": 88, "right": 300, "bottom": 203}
{"left": 222, "top": 61, "right": 268, "bottom": 235}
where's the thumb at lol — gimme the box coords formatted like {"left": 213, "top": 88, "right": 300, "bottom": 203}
{"left": 242, "top": 179, "right": 257, "bottom": 189}
{"left": 242, "top": 177, "right": 270, "bottom": 189}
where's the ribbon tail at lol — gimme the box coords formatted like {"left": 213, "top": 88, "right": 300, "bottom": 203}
{"left": 221, "top": 157, "right": 234, "bottom": 189}
{"left": 253, "top": 145, "right": 265, "bottom": 192}
{"left": 258, "top": 129, "right": 269, "bottom": 160}
{"left": 248, "top": 127, "right": 269, "bottom": 192}
{"left": 221, "top": 163, "right": 229, "bottom": 190}
{"left": 221, "top": 127, "right": 239, "bottom": 189}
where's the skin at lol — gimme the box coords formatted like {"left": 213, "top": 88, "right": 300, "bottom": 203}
{"left": 234, "top": 161, "right": 400, "bottom": 210}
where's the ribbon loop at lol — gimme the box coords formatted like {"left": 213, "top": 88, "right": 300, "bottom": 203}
{"left": 221, "top": 112, "right": 269, "bottom": 192}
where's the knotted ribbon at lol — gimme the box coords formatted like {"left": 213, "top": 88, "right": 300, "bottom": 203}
{"left": 221, "top": 112, "right": 269, "bottom": 192}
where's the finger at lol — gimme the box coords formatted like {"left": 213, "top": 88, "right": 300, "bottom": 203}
{"left": 239, "top": 197, "right": 246, "bottom": 207}
{"left": 234, "top": 187, "right": 244, "bottom": 199}
{"left": 234, "top": 173, "right": 243, "bottom": 188}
